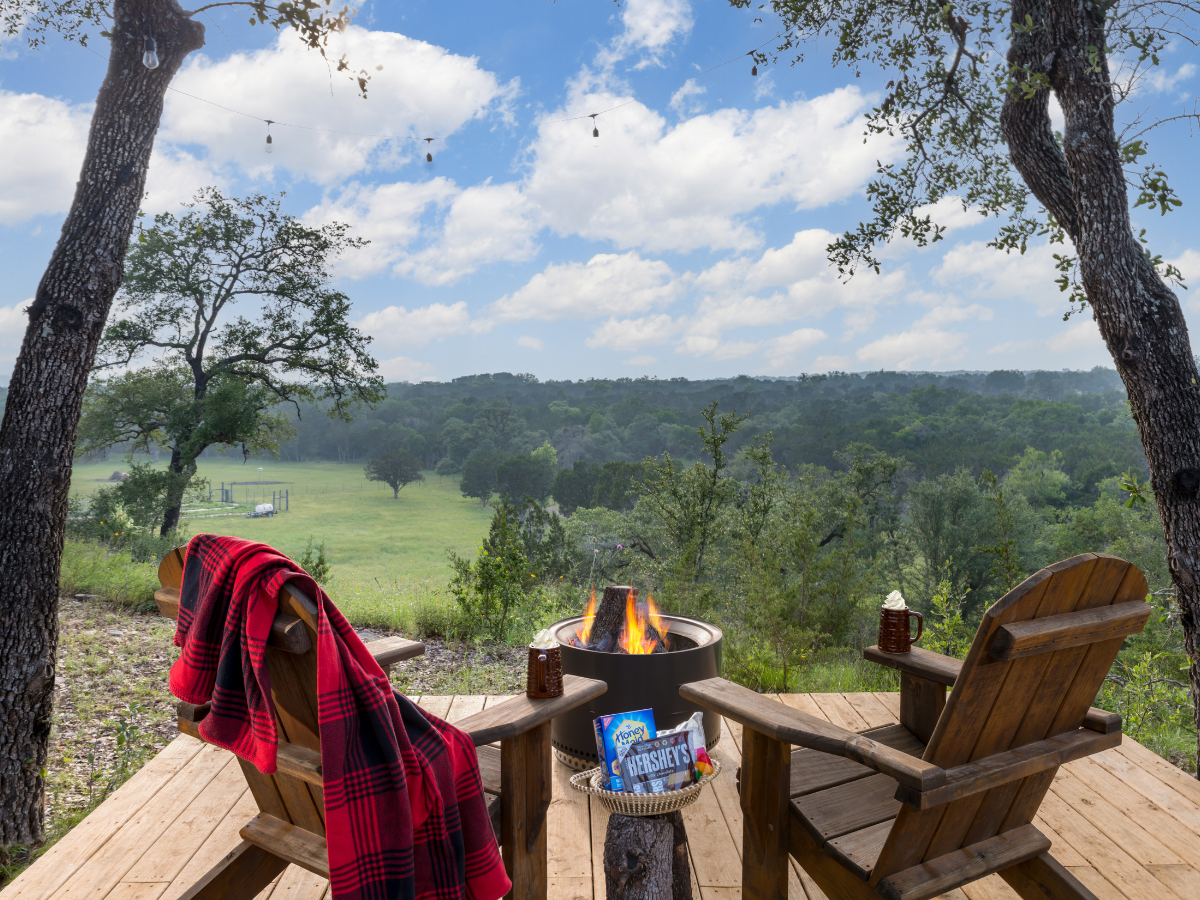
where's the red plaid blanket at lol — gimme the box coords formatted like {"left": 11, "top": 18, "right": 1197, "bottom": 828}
{"left": 169, "top": 534, "right": 510, "bottom": 900}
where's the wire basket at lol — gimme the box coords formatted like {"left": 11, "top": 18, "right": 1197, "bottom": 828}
{"left": 569, "top": 758, "right": 722, "bottom": 817}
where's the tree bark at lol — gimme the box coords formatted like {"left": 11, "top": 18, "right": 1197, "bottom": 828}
{"left": 0, "top": 0, "right": 204, "bottom": 842}
{"left": 1003, "top": 0, "right": 1200, "bottom": 772}
{"left": 603, "top": 811, "right": 691, "bottom": 900}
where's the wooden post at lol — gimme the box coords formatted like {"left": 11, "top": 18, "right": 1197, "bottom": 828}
{"left": 740, "top": 727, "right": 789, "bottom": 900}
{"left": 899, "top": 672, "right": 946, "bottom": 744}
{"left": 501, "top": 721, "right": 551, "bottom": 900}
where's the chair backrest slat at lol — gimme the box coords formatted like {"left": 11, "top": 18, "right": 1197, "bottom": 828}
{"left": 869, "top": 554, "right": 1147, "bottom": 885}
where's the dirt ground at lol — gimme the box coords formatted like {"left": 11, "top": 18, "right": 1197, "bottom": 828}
{"left": 44, "top": 596, "right": 523, "bottom": 833}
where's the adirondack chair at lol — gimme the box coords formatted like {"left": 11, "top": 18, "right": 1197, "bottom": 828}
{"left": 154, "top": 546, "right": 607, "bottom": 900}
{"left": 679, "top": 553, "right": 1151, "bottom": 900}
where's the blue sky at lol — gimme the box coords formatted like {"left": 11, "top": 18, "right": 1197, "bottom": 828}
{"left": 2, "top": 0, "right": 1199, "bottom": 383}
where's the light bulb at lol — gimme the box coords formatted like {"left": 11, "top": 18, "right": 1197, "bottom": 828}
{"left": 751, "top": 63, "right": 758, "bottom": 76}
{"left": 426, "top": 152, "right": 432, "bottom": 162}
{"left": 142, "top": 36, "right": 159, "bottom": 70}
{"left": 593, "top": 126, "right": 599, "bottom": 138}
{"left": 265, "top": 134, "right": 273, "bottom": 154}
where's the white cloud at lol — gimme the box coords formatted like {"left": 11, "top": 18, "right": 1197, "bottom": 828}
{"left": 599, "top": 0, "right": 693, "bottom": 69}
{"left": 1046, "top": 318, "right": 1105, "bottom": 353}
{"left": 355, "top": 301, "right": 472, "bottom": 352}
{"left": 934, "top": 240, "right": 1063, "bottom": 316}
{"left": 492, "top": 252, "right": 680, "bottom": 322}
{"left": 764, "top": 328, "right": 828, "bottom": 369}
{"left": 0, "top": 300, "right": 31, "bottom": 372}
{"left": 162, "top": 26, "right": 517, "bottom": 185}
{"left": 526, "top": 87, "right": 897, "bottom": 253}
{"left": 517, "top": 335, "right": 544, "bottom": 351}
{"left": 394, "top": 182, "right": 540, "bottom": 285}
{"left": 587, "top": 314, "right": 679, "bottom": 350}
{"left": 669, "top": 82, "right": 706, "bottom": 116}
{"left": 1145, "top": 62, "right": 1196, "bottom": 94}
{"left": 0, "top": 90, "right": 90, "bottom": 224}
{"left": 376, "top": 355, "right": 436, "bottom": 382}
{"left": 856, "top": 328, "right": 969, "bottom": 369}
{"left": 307, "top": 179, "right": 539, "bottom": 284}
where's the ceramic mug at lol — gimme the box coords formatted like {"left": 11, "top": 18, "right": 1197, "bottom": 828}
{"left": 878, "top": 607, "right": 923, "bottom": 653}
{"left": 526, "top": 644, "right": 564, "bottom": 699}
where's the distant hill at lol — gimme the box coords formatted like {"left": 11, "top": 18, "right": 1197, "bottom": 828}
{"left": 267, "top": 368, "right": 1138, "bottom": 503}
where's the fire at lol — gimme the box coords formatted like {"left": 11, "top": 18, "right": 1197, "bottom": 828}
{"left": 619, "top": 590, "right": 670, "bottom": 655}
{"left": 577, "top": 587, "right": 597, "bottom": 645}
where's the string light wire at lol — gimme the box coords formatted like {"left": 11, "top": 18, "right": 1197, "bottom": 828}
{"left": 80, "top": 29, "right": 783, "bottom": 146}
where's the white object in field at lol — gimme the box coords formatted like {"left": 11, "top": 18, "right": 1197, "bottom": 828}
{"left": 258, "top": 467, "right": 264, "bottom": 471}
{"left": 883, "top": 589, "right": 906, "bottom": 610}
{"left": 255, "top": 503, "right": 274, "bottom": 515}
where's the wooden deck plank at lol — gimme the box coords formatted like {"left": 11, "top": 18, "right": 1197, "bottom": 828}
{"left": 809, "top": 694, "right": 869, "bottom": 732}
{"left": 1049, "top": 768, "right": 1185, "bottom": 865}
{"left": 1089, "top": 747, "right": 1200, "bottom": 838}
{"left": 1112, "top": 740, "right": 1200, "bottom": 804}
{"left": 547, "top": 753, "right": 591, "bottom": 880}
{"left": 161, "top": 790, "right": 261, "bottom": 900}
{"left": 1034, "top": 785, "right": 1184, "bottom": 900}
{"left": 53, "top": 742, "right": 233, "bottom": 900}
{"left": 873, "top": 692, "right": 902, "bottom": 721}
{"left": 269, "top": 864, "right": 328, "bottom": 900}
{"left": 841, "top": 692, "right": 898, "bottom": 730}
{"left": 1057, "top": 759, "right": 1200, "bottom": 863}
{"left": 14, "top": 692, "right": 1195, "bottom": 900}
{"left": 682, "top": 774, "right": 741, "bottom": 888}
{"left": 104, "top": 885, "right": 168, "bottom": 900}
{"left": 5, "top": 736, "right": 206, "bottom": 900}
{"left": 548, "top": 877, "right": 592, "bottom": 900}
{"left": 1031, "top": 813, "right": 1087, "bottom": 867}
{"left": 445, "top": 695, "right": 486, "bottom": 725}
{"left": 588, "top": 792, "right": 611, "bottom": 900}
{"left": 123, "top": 755, "right": 247, "bottom": 883}
{"left": 418, "top": 695, "right": 454, "bottom": 720}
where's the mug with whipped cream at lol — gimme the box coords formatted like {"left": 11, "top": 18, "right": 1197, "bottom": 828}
{"left": 878, "top": 590, "right": 923, "bottom": 653}
{"left": 526, "top": 628, "right": 564, "bottom": 698}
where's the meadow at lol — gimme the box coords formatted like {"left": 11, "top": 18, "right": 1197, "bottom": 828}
{"left": 69, "top": 457, "right": 492, "bottom": 583}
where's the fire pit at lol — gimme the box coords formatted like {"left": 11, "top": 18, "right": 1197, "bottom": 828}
{"left": 548, "top": 586, "right": 723, "bottom": 769}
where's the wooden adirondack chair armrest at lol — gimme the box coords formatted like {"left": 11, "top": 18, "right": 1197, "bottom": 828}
{"left": 679, "top": 677, "right": 946, "bottom": 794}
{"left": 455, "top": 675, "right": 607, "bottom": 746}
{"left": 864, "top": 646, "right": 962, "bottom": 686}
{"left": 364, "top": 635, "right": 425, "bottom": 669}
{"left": 894, "top": 727, "right": 1122, "bottom": 810}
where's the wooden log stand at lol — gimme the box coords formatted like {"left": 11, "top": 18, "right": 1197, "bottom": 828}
{"left": 603, "top": 810, "right": 691, "bottom": 900}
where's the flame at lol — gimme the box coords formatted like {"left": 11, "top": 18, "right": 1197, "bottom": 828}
{"left": 577, "top": 587, "right": 597, "bottom": 644}
{"left": 647, "top": 593, "right": 670, "bottom": 644}
{"left": 619, "top": 589, "right": 669, "bottom": 654}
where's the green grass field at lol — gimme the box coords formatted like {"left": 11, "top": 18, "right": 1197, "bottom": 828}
{"left": 69, "top": 457, "right": 492, "bottom": 583}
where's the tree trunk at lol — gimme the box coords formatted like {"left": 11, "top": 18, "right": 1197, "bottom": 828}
{"left": 0, "top": 0, "right": 204, "bottom": 843}
{"left": 160, "top": 445, "right": 199, "bottom": 535}
{"left": 603, "top": 811, "right": 691, "bottom": 900}
{"left": 1003, "top": 0, "right": 1200, "bottom": 773}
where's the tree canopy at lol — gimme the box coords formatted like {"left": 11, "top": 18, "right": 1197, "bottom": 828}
{"left": 365, "top": 450, "right": 424, "bottom": 499}
{"left": 79, "top": 187, "right": 383, "bottom": 532}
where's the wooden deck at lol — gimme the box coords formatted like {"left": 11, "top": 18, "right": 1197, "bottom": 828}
{"left": 7, "top": 692, "right": 1200, "bottom": 900}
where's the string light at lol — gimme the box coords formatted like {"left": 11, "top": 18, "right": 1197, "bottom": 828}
{"left": 87, "top": 30, "right": 783, "bottom": 153}
{"left": 142, "top": 23, "right": 159, "bottom": 70}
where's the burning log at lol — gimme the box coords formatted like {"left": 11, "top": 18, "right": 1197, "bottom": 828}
{"left": 587, "top": 586, "right": 669, "bottom": 654}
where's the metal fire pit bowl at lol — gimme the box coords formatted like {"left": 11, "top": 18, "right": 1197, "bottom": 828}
{"left": 548, "top": 614, "right": 723, "bottom": 770}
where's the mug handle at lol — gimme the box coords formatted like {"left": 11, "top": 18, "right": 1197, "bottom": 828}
{"left": 908, "top": 610, "right": 924, "bottom": 645}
